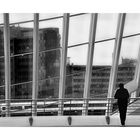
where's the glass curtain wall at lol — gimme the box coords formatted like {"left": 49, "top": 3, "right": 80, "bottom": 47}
{"left": 91, "top": 14, "right": 118, "bottom": 98}
{"left": 0, "top": 14, "right": 5, "bottom": 99}
{"left": 1, "top": 13, "right": 140, "bottom": 116}
{"left": 66, "top": 14, "right": 90, "bottom": 98}
{"left": 9, "top": 13, "right": 33, "bottom": 99}
{"left": 38, "top": 14, "right": 63, "bottom": 99}
{"left": 115, "top": 14, "right": 140, "bottom": 90}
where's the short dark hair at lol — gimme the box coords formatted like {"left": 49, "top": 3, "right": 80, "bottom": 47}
{"left": 119, "top": 83, "right": 124, "bottom": 88}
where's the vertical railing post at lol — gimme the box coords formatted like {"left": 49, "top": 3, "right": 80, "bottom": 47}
{"left": 58, "top": 13, "right": 69, "bottom": 116}
{"left": 106, "top": 13, "right": 126, "bottom": 117}
{"left": 4, "top": 13, "right": 11, "bottom": 117}
{"left": 82, "top": 13, "right": 98, "bottom": 115}
{"left": 32, "top": 13, "right": 39, "bottom": 116}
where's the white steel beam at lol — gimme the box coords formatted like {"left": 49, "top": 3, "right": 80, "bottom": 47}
{"left": 58, "top": 13, "right": 69, "bottom": 116}
{"left": 32, "top": 13, "right": 39, "bottom": 116}
{"left": 82, "top": 13, "right": 98, "bottom": 115}
{"left": 4, "top": 13, "right": 11, "bottom": 117}
{"left": 106, "top": 13, "right": 126, "bottom": 116}
{"left": 134, "top": 45, "right": 140, "bottom": 84}
{"left": 133, "top": 45, "right": 140, "bottom": 97}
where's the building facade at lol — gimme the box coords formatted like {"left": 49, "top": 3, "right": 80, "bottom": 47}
{"left": 66, "top": 60, "right": 136, "bottom": 98}
{"left": 0, "top": 26, "right": 61, "bottom": 99}
{"left": 0, "top": 26, "right": 136, "bottom": 100}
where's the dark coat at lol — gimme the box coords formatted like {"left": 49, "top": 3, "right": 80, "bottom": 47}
{"left": 114, "top": 88, "right": 129, "bottom": 108}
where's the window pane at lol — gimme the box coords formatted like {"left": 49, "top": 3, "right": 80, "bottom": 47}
{"left": 11, "top": 82, "right": 32, "bottom": 99}
{"left": 10, "top": 13, "right": 33, "bottom": 23}
{"left": 90, "top": 66, "right": 111, "bottom": 98}
{"left": 96, "top": 13, "right": 118, "bottom": 41}
{"left": 68, "top": 14, "right": 90, "bottom": 46}
{"left": 0, "top": 26, "right": 4, "bottom": 56}
{"left": 0, "top": 14, "right": 3, "bottom": 24}
{"left": 39, "top": 28, "right": 61, "bottom": 51}
{"left": 66, "top": 45, "right": 88, "bottom": 98}
{"left": 123, "top": 13, "right": 140, "bottom": 36}
{"left": 39, "top": 50, "right": 60, "bottom": 80}
{"left": 0, "top": 87, "right": 5, "bottom": 99}
{"left": 66, "top": 70, "right": 85, "bottom": 98}
{"left": 0, "top": 57, "right": 5, "bottom": 86}
{"left": 38, "top": 78, "right": 59, "bottom": 98}
{"left": 93, "top": 41, "right": 115, "bottom": 65}
{"left": 38, "top": 15, "right": 62, "bottom": 99}
{"left": 67, "top": 45, "right": 88, "bottom": 65}
{"left": 116, "top": 36, "right": 140, "bottom": 88}
{"left": 0, "top": 24, "right": 5, "bottom": 98}
{"left": 11, "top": 54, "right": 33, "bottom": 84}
{"left": 10, "top": 23, "right": 33, "bottom": 56}
{"left": 9, "top": 14, "right": 34, "bottom": 99}
{"left": 91, "top": 40, "right": 115, "bottom": 98}
{"left": 39, "top": 17, "right": 63, "bottom": 49}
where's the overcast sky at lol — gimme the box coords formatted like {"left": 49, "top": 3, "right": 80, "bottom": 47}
{"left": 0, "top": 13, "right": 140, "bottom": 65}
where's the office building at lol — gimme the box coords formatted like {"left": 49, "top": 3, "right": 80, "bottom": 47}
{"left": 0, "top": 26, "right": 61, "bottom": 99}
{"left": 66, "top": 58, "right": 136, "bottom": 98}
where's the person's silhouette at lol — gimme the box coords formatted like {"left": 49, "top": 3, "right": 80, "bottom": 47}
{"left": 114, "top": 83, "right": 129, "bottom": 126}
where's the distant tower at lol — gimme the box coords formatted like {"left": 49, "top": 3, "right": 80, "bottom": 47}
{"left": 38, "top": 28, "right": 61, "bottom": 98}
{"left": 9, "top": 27, "right": 60, "bottom": 99}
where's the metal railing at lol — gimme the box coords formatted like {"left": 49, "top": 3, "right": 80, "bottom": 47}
{"left": 0, "top": 97, "right": 140, "bottom": 117}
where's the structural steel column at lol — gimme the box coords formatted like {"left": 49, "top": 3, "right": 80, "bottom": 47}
{"left": 32, "top": 13, "right": 39, "bottom": 116}
{"left": 82, "top": 13, "right": 98, "bottom": 115}
{"left": 106, "top": 13, "right": 126, "bottom": 116}
{"left": 134, "top": 45, "right": 140, "bottom": 97}
{"left": 4, "top": 13, "right": 11, "bottom": 117}
{"left": 58, "top": 13, "right": 69, "bottom": 116}
{"left": 134, "top": 45, "right": 140, "bottom": 84}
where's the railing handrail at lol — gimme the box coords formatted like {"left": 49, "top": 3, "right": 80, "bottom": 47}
{"left": 0, "top": 96, "right": 139, "bottom": 116}
{"left": 0, "top": 97, "right": 139, "bottom": 103}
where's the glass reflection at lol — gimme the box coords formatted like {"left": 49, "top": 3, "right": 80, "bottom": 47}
{"left": 11, "top": 54, "right": 33, "bottom": 84}
{"left": 11, "top": 82, "right": 32, "bottom": 99}
{"left": 0, "top": 58, "right": 5, "bottom": 86}
{"left": 38, "top": 78, "right": 59, "bottom": 98}
{"left": 39, "top": 28, "right": 60, "bottom": 51}
{"left": 0, "top": 24, "right": 5, "bottom": 99}
{"left": 0, "top": 87, "right": 5, "bottom": 99}
{"left": 38, "top": 14, "right": 62, "bottom": 99}
{"left": 0, "top": 26, "right": 4, "bottom": 56}
{"left": 90, "top": 67, "right": 110, "bottom": 98}
{"left": 39, "top": 18, "right": 62, "bottom": 47}
{"left": 39, "top": 50, "right": 60, "bottom": 80}
{"left": 65, "top": 71, "right": 85, "bottom": 98}
{"left": 10, "top": 23, "right": 33, "bottom": 55}
{"left": 9, "top": 14, "right": 34, "bottom": 100}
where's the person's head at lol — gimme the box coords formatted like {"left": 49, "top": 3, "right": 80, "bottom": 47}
{"left": 119, "top": 83, "right": 124, "bottom": 89}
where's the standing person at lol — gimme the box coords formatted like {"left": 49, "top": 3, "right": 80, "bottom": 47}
{"left": 114, "top": 83, "right": 130, "bottom": 126}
